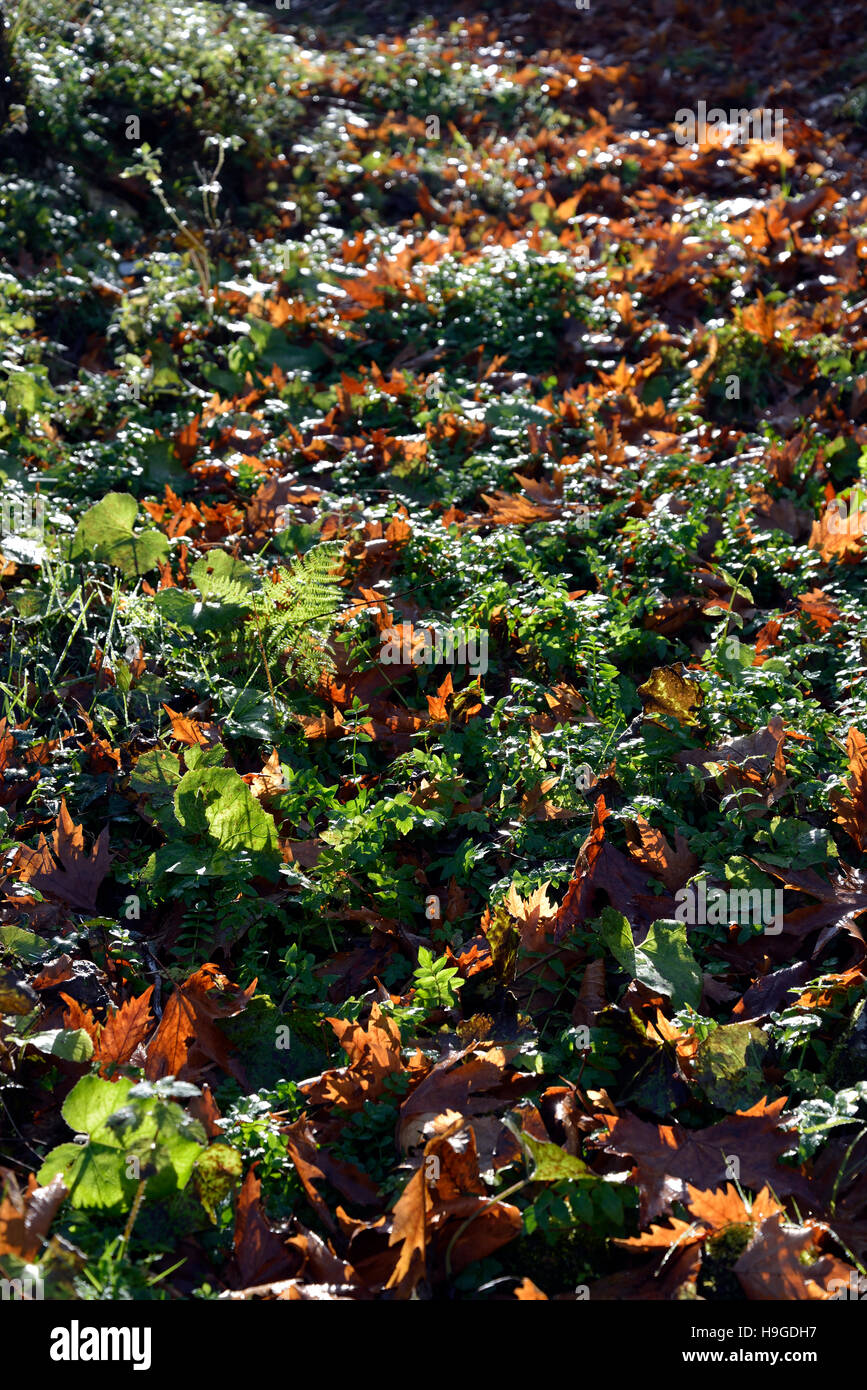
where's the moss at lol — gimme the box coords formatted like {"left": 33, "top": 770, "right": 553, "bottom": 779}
{"left": 498, "top": 1225, "right": 607, "bottom": 1296}
{"left": 695, "top": 1223, "right": 753, "bottom": 1300}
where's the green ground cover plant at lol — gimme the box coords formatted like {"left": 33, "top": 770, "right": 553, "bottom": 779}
{"left": 1, "top": 0, "right": 867, "bottom": 1305}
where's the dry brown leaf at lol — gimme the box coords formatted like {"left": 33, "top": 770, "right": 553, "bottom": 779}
{"left": 734, "top": 1214, "right": 852, "bottom": 1300}
{"left": 385, "top": 1165, "right": 431, "bottom": 1295}
{"left": 15, "top": 800, "right": 111, "bottom": 911}
{"left": 96, "top": 987, "right": 154, "bottom": 1073}
{"left": 829, "top": 727, "right": 867, "bottom": 852}
{"left": 146, "top": 964, "right": 255, "bottom": 1085}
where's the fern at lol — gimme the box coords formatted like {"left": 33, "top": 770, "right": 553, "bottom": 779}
{"left": 246, "top": 542, "right": 342, "bottom": 690}
{"left": 197, "top": 572, "right": 251, "bottom": 608}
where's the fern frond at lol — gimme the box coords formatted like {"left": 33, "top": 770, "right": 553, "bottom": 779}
{"left": 247, "top": 542, "right": 342, "bottom": 687}
{"left": 199, "top": 572, "right": 251, "bottom": 608}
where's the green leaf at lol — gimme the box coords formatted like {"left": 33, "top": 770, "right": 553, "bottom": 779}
{"left": 638, "top": 919, "right": 703, "bottom": 1012}
{"left": 37, "top": 1076, "right": 137, "bottom": 1210}
{"left": 122, "top": 1101, "right": 205, "bottom": 1197}
{"left": 193, "top": 1143, "right": 243, "bottom": 1221}
{"left": 174, "top": 765, "right": 279, "bottom": 864}
{"left": 129, "top": 748, "right": 181, "bottom": 803}
{"left": 692, "top": 1023, "right": 771, "bottom": 1110}
{"left": 5, "top": 368, "right": 53, "bottom": 415}
{"left": 153, "top": 552, "right": 251, "bottom": 631}
{"left": 0, "top": 925, "right": 49, "bottom": 963}
{"left": 522, "top": 1134, "right": 593, "bottom": 1182}
{"left": 184, "top": 743, "right": 226, "bottom": 772}
{"left": 20, "top": 1028, "right": 94, "bottom": 1062}
{"left": 485, "top": 903, "right": 520, "bottom": 984}
{"left": 139, "top": 437, "right": 191, "bottom": 491}
{"left": 599, "top": 907, "right": 637, "bottom": 975}
{"left": 599, "top": 907, "right": 702, "bottom": 1011}
{"left": 62, "top": 1074, "right": 134, "bottom": 1137}
{"left": 37, "top": 1141, "right": 136, "bottom": 1211}
{"left": 190, "top": 551, "right": 252, "bottom": 599}
{"left": 69, "top": 492, "right": 169, "bottom": 576}
{"left": 38, "top": 1075, "right": 207, "bottom": 1209}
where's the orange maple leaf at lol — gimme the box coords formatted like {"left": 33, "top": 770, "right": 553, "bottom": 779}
{"left": 426, "top": 671, "right": 453, "bottom": 723}
{"left": 96, "top": 987, "right": 154, "bottom": 1073}
{"left": 145, "top": 964, "right": 255, "bottom": 1085}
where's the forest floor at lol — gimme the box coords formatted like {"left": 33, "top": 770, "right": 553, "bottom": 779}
{"left": 2, "top": 0, "right": 867, "bottom": 1301}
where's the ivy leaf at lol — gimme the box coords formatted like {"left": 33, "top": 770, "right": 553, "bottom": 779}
{"left": 599, "top": 907, "right": 702, "bottom": 1011}
{"left": 638, "top": 919, "right": 703, "bottom": 1012}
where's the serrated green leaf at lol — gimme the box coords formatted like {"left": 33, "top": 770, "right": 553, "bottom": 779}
{"left": 37, "top": 1141, "right": 136, "bottom": 1211}
{"left": 174, "top": 765, "right": 279, "bottom": 860}
{"left": 61, "top": 1074, "right": 134, "bottom": 1138}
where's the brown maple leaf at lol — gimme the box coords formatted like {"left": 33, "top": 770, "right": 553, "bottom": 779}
{"left": 398, "top": 1045, "right": 531, "bottom": 1152}
{"left": 625, "top": 813, "right": 698, "bottom": 891}
{"left": 615, "top": 1214, "right": 707, "bottom": 1251}
{"left": 301, "top": 1002, "right": 421, "bottom": 1112}
{"left": 553, "top": 795, "right": 672, "bottom": 941}
{"left": 162, "top": 703, "right": 221, "bottom": 747}
{"left": 15, "top": 800, "right": 111, "bottom": 911}
{"left": 60, "top": 994, "right": 99, "bottom": 1040}
{"left": 798, "top": 587, "right": 841, "bottom": 634}
{"left": 830, "top": 727, "right": 867, "bottom": 852}
{"left": 242, "top": 748, "right": 288, "bottom": 800}
{"left": 685, "top": 1182, "right": 781, "bottom": 1231}
{"left": 283, "top": 1119, "right": 379, "bottom": 1232}
{"left": 742, "top": 860, "right": 867, "bottom": 964}
{"left": 426, "top": 670, "right": 453, "bottom": 724}
{"left": 0, "top": 1170, "right": 67, "bottom": 1263}
{"left": 232, "top": 1169, "right": 296, "bottom": 1289}
{"left": 734, "top": 1213, "right": 852, "bottom": 1300}
{"left": 385, "top": 1164, "right": 431, "bottom": 1295}
{"left": 572, "top": 958, "right": 607, "bottom": 1028}
{"left": 388, "top": 1118, "right": 520, "bottom": 1293}
{"left": 595, "top": 1097, "right": 812, "bottom": 1224}
{"left": 502, "top": 880, "right": 557, "bottom": 952}
{"left": 809, "top": 495, "right": 867, "bottom": 564}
